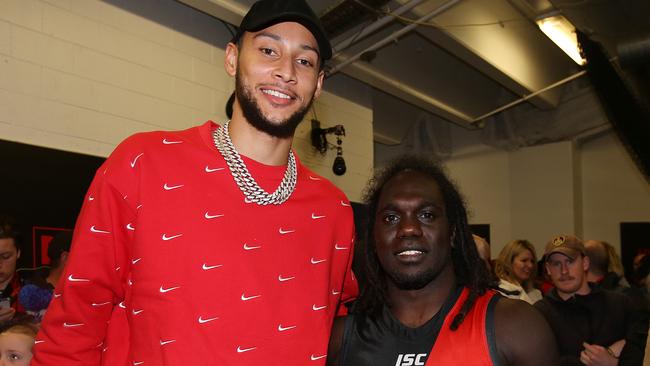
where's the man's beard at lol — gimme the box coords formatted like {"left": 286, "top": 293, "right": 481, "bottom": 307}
{"left": 235, "top": 72, "right": 314, "bottom": 139}
{"left": 386, "top": 267, "right": 438, "bottom": 291}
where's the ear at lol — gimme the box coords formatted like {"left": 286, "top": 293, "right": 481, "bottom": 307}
{"left": 16, "top": 249, "right": 20, "bottom": 259}
{"left": 582, "top": 255, "right": 590, "bottom": 272}
{"left": 61, "top": 251, "right": 69, "bottom": 264}
{"left": 545, "top": 262, "right": 551, "bottom": 276}
{"left": 313, "top": 70, "right": 325, "bottom": 99}
{"left": 224, "top": 42, "right": 239, "bottom": 77}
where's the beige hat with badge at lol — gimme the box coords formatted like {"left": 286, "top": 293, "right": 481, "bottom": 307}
{"left": 544, "top": 234, "right": 586, "bottom": 261}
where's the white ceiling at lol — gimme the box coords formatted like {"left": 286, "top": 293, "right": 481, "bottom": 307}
{"left": 177, "top": 0, "right": 650, "bottom": 145}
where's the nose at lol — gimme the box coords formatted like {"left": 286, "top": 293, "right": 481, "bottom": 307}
{"left": 273, "top": 55, "right": 296, "bottom": 84}
{"left": 397, "top": 215, "right": 422, "bottom": 238}
{"left": 560, "top": 262, "right": 569, "bottom": 274}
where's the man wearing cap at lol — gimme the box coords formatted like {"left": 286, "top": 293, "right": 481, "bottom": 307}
{"left": 535, "top": 235, "right": 637, "bottom": 366}
{"left": 32, "top": 1, "right": 357, "bottom": 364}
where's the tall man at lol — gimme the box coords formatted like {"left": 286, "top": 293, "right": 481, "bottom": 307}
{"left": 328, "top": 156, "right": 558, "bottom": 366}
{"left": 535, "top": 235, "right": 636, "bottom": 366}
{"left": 32, "top": 1, "right": 357, "bottom": 364}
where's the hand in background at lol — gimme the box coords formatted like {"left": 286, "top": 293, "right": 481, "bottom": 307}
{"left": 580, "top": 342, "right": 618, "bottom": 366}
{"left": 0, "top": 306, "right": 15, "bottom": 323}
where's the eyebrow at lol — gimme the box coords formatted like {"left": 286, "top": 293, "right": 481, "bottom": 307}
{"left": 253, "top": 31, "right": 320, "bottom": 57}
{"left": 379, "top": 200, "right": 443, "bottom": 212}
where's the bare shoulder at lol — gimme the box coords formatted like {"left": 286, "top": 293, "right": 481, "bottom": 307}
{"left": 327, "top": 316, "right": 348, "bottom": 366}
{"left": 493, "top": 297, "right": 559, "bottom": 366}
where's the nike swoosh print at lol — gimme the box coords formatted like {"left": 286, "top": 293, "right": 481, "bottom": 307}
{"left": 312, "top": 304, "right": 327, "bottom": 311}
{"left": 279, "top": 228, "right": 295, "bottom": 234}
{"left": 237, "top": 346, "right": 256, "bottom": 353}
{"left": 130, "top": 153, "right": 144, "bottom": 168}
{"left": 198, "top": 316, "right": 219, "bottom": 324}
{"left": 309, "top": 176, "right": 321, "bottom": 181}
{"left": 335, "top": 244, "right": 349, "bottom": 250}
{"left": 160, "top": 339, "right": 176, "bottom": 346}
{"left": 204, "top": 212, "right": 224, "bottom": 219}
{"left": 278, "top": 275, "right": 295, "bottom": 282}
{"left": 310, "top": 258, "right": 326, "bottom": 264}
{"left": 53, "top": 293, "right": 61, "bottom": 298}
{"left": 126, "top": 223, "right": 135, "bottom": 231}
{"left": 118, "top": 302, "right": 126, "bottom": 309}
{"left": 34, "top": 340, "right": 45, "bottom": 344}
{"left": 68, "top": 275, "right": 90, "bottom": 282}
{"left": 91, "top": 301, "right": 111, "bottom": 307}
{"left": 159, "top": 286, "right": 180, "bottom": 293}
{"left": 131, "top": 258, "right": 141, "bottom": 264}
{"left": 243, "top": 243, "right": 261, "bottom": 250}
{"left": 63, "top": 322, "right": 84, "bottom": 328}
{"left": 311, "top": 354, "right": 327, "bottom": 361}
{"left": 311, "top": 213, "right": 326, "bottom": 219}
{"left": 163, "top": 183, "right": 184, "bottom": 190}
{"left": 278, "top": 324, "right": 297, "bottom": 332}
{"left": 202, "top": 263, "right": 223, "bottom": 270}
{"left": 162, "top": 139, "right": 182, "bottom": 145}
{"left": 88, "top": 195, "right": 94, "bottom": 201}
{"left": 340, "top": 200, "right": 351, "bottom": 207}
{"left": 132, "top": 309, "right": 144, "bottom": 315}
{"left": 162, "top": 233, "right": 182, "bottom": 241}
{"left": 241, "top": 294, "right": 261, "bottom": 301}
{"left": 205, "top": 166, "right": 225, "bottom": 173}
{"left": 332, "top": 289, "right": 341, "bottom": 295}
{"left": 90, "top": 226, "right": 110, "bottom": 234}
{"left": 133, "top": 362, "right": 144, "bottom": 365}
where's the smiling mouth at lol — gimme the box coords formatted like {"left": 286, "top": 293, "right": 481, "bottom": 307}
{"left": 261, "top": 88, "right": 294, "bottom": 100}
{"left": 394, "top": 249, "right": 427, "bottom": 263}
{"left": 397, "top": 250, "right": 425, "bottom": 256}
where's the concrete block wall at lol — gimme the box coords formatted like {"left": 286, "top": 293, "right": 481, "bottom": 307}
{"left": 0, "top": 0, "right": 373, "bottom": 202}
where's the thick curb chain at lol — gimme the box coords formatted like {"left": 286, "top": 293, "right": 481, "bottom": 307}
{"left": 212, "top": 121, "right": 297, "bottom": 205}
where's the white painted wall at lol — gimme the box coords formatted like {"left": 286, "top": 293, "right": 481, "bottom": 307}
{"left": 0, "top": 0, "right": 373, "bottom": 202}
{"left": 509, "top": 141, "right": 579, "bottom": 254}
{"left": 581, "top": 133, "right": 650, "bottom": 250}
{"left": 440, "top": 135, "right": 649, "bottom": 258}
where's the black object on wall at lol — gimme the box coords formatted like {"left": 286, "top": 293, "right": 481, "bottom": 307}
{"left": 0, "top": 139, "right": 104, "bottom": 268}
{"left": 577, "top": 31, "right": 650, "bottom": 181}
{"left": 621, "top": 222, "right": 650, "bottom": 284}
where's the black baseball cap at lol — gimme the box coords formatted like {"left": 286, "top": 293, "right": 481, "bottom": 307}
{"left": 232, "top": 0, "right": 332, "bottom": 61}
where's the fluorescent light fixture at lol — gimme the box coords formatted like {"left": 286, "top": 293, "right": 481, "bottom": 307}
{"left": 536, "top": 14, "right": 586, "bottom": 65}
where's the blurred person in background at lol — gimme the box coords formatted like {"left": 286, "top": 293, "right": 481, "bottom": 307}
{"left": 585, "top": 240, "right": 629, "bottom": 293}
{"left": 536, "top": 235, "right": 637, "bottom": 366}
{"left": 494, "top": 239, "right": 542, "bottom": 304}
{"left": 0, "top": 216, "right": 25, "bottom": 324}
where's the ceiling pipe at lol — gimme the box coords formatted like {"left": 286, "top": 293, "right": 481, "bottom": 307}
{"left": 331, "top": 0, "right": 428, "bottom": 56}
{"left": 471, "top": 69, "right": 587, "bottom": 125}
{"left": 327, "top": 0, "right": 462, "bottom": 76}
{"left": 344, "top": 58, "right": 475, "bottom": 124}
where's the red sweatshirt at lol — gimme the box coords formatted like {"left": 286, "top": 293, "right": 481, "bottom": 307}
{"left": 32, "top": 121, "right": 358, "bottom": 365}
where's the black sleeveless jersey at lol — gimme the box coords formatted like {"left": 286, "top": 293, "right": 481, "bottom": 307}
{"left": 339, "top": 287, "right": 500, "bottom": 366}
{"left": 340, "top": 287, "right": 459, "bottom": 365}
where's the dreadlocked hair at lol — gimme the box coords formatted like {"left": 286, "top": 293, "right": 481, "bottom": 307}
{"left": 353, "top": 155, "right": 497, "bottom": 330}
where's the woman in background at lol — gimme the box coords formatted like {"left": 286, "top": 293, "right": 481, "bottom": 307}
{"left": 494, "top": 239, "right": 542, "bottom": 304}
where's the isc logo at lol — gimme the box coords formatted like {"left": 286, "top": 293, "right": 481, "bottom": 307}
{"left": 395, "top": 353, "right": 427, "bottom": 366}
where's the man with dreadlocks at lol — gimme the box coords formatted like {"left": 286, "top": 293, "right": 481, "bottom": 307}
{"left": 327, "top": 155, "right": 559, "bottom": 365}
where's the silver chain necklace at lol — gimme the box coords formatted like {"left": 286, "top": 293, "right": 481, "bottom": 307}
{"left": 212, "top": 121, "right": 297, "bottom": 205}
